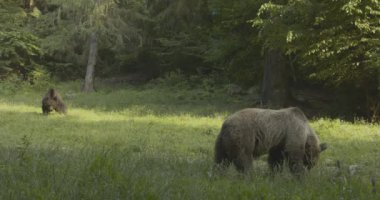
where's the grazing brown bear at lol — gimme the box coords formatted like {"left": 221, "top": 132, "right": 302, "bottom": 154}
{"left": 42, "top": 88, "right": 67, "bottom": 115}
{"left": 214, "top": 107, "right": 327, "bottom": 175}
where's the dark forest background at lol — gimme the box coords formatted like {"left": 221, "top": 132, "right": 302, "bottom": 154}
{"left": 0, "top": 0, "right": 379, "bottom": 121}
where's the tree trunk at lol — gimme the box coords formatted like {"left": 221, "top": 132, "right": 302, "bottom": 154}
{"left": 261, "top": 49, "right": 290, "bottom": 107}
{"left": 24, "top": 0, "right": 35, "bottom": 10}
{"left": 56, "top": 7, "right": 61, "bottom": 25}
{"left": 83, "top": 32, "right": 97, "bottom": 93}
{"left": 372, "top": 69, "right": 380, "bottom": 121}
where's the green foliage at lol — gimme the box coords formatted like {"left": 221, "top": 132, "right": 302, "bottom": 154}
{"left": 137, "top": 0, "right": 212, "bottom": 76}
{"left": 0, "top": 31, "right": 44, "bottom": 80}
{"left": 0, "top": 82, "right": 379, "bottom": 199}
{"left": 1, "top": 0, "right": 379, "bottom": 119}
{"left": 0, "top": 73, "right": 53, "bottom": 97}
{"left": 0, "top": 0, "right": 46, "bottom": 82}
{"left": 35, "top": 0, "right": 145, "bottom": 79}
{"left": 253, "top": 0, "right": 380, "bottom": 86}
{"left": 0, "top": 75, "right": 27, "bottom": 95}
{"left": 147, "top": 70, "right": 228, "bottom": 96}
{"left": 302, "top": 0, "right": 380, "bottom": 86}
{"left": 0, "top": 0, "right": 27, "bottom": 28}
{"left": 253, "top": 0, "right": 380, "bottom": 119}
{"left": 206, "top": 0, "right": 265, "bottom": 86}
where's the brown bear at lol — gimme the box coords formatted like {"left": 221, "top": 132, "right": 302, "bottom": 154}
{"left": 214, "top": 107, "right": 327, "bottom": 175}
{"left": 42, "top": 88, "right": 67, "bottom": 115}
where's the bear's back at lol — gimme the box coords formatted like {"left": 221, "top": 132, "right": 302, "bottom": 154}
{"left": 222, "top": 107, "right": 311, "bottom": 148}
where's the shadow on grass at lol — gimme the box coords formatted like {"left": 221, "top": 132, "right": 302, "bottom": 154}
{"left": 0, "top": 85, "right": 252, "bottom": 117}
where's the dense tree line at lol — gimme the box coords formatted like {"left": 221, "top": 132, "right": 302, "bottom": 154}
{"left": 0, "top": 0, "right": 379, "bottom": 120}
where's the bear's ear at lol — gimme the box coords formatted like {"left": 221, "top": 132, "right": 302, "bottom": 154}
{"left": 320, "top": 143, "right": 328, "bottom": 152}
{"left": 49, "top": 88, "right": 56, "bottom": 98}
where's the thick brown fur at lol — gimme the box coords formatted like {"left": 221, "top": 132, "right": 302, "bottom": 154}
{"left": 41, "top": 88, "right": 67, "bottom": 115}
{"left": 214, "top": 107, "right": 327, "bottom": 175}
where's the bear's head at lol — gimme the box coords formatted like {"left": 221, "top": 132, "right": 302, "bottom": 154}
{"left": 42, "top": 88, "right": 67, "bottom": 114}
{"left": 304, "top": 134, "right": 327, "bottom": 170}
{"left": 43, "top": 98, "right": 58, "bottom": 109}
{"left": 43, "top": 90, "right": 59, "bottom": 109}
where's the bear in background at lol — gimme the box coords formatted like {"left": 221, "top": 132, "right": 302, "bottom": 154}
{"left": 42, "top": 88, "right": 67, "bottom": 115}
{"left": 214, "top": 107, "right": 327, "bottom": 175}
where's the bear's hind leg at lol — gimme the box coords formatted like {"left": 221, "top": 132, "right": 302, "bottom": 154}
{"left": 215, "top": 153, "right": 231, "bottom": 171}
{"left": 214, "top": 135, "right": 231, "bottom": 170}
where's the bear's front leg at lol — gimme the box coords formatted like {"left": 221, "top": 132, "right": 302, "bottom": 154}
{"left": 42, "top": 105, "right": 50, "bottom": 115}
{"left": 233, "top": 150, "right": 253, "bottom": 173}
{"left": 287, "top": 150, "right": 306, "bottom": 176}
{"left": 268, "top": 146, "right": 285, "bottom": 173}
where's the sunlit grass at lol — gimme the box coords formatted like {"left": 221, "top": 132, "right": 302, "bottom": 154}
{"left": 0, "top": 82, "right": 379, "bottom": 199}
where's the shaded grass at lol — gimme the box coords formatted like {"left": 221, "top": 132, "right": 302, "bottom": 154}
{"left": 0, "top": 82, "right": 379, "bottom": 199}
{"left": 0, "top": 80, "right": 251, "bottom": 116}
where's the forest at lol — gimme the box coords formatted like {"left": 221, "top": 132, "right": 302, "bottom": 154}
{"left": 0, "top": 0, "right": 379, "bottom": 199}
{"left": 1, "top": 0, "right": 379, "bottom": 120}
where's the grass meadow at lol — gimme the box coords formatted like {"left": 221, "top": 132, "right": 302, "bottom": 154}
{"left": 0, "top": 80, "right": 379, "bottom": 199}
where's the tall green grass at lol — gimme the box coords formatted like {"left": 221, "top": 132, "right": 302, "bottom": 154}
{"left": 0, "top": 81, "right": 379, "bottom": 199}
